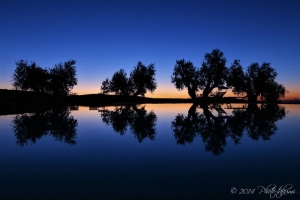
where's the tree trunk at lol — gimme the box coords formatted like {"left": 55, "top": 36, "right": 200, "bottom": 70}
{"left": 248, "top": 93, "right": 259, "bottom": 103}
{"left": 188, "top": 88, "right": 196, "bottom": 100}
{"left": 247, "top": 103, "right": 259, "bottom": 112}
{"left": 202, "top": 86, "right": 213, "bottom": 101}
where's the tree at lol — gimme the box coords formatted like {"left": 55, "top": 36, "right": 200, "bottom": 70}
{"left": 109, "top": 69, "right": 133, "bottom": 96}
{"left": 199, "top": 49, "right": 228, "bottom": 100}
{"left": 101, "top": 77, "right": 111, "bottom": 94}
{"left": 171, "top": 59, "right": 200, "bottom": 99}
{"left": 101, "top": 61, "right": 157, "bottom": 96}
{"left": 262, "top": 82, "right": 286, "bottom": 103}
{"left": 12, "top": 59, "right": 77, "bottom": 97}
{"left": 226, "top": 59, "right": 245, "bottom": 95}
{"left": 48, "top": 60, "right": 77, "bottom": 97}
{"left": 12, "top": 60, "right": 49, "bottom": 93}
{"left": 130, "top": 61, "right": 157, "bottom": 97}
{"left": 228, "top": 61, "right": 286, "bottom": 102}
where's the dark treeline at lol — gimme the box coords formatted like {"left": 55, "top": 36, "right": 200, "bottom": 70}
{"left": 9, "top": 48, "right": 286, "bottom": 103}
{"left": 11, "top": 60, "right": 77, "bottom": 97}
{"left": 171, "top": 49, "right": 286, "bottom": 102}
{"left": 101, "top": 61, "right": 157, "bottom": 97}
{"left": 11, "top": 106, "right": 78, "bottom": 146}
{"left": 100, "top": 49, "right": 285, "bottom": 103}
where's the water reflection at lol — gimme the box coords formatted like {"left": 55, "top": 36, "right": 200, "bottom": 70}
{"left": 99, "top": 105, "right": 157, "bottom": 142}
{"left": 12, "top": 106, "right": 78, "bottom": 146}
{"left": 10, "top": 103, "right": 287, "bottom": 151}
{"left": 172, "top": 103, "right": 287, "bottom": 155}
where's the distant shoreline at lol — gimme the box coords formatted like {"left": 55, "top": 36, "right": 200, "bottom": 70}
{"left": 1, "top": 89, "right": 299, "bottom": 105}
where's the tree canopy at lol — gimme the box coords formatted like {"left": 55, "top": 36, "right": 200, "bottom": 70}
{"left": 171, "top": 49, "right": 286, "bottom": 102}
{"left": 49, "top": 60, "right": 78, "bottom": 97}
{"left": 101, "top": 61, "right": 157, "bottom": 96}
{"left": 171, "top": 49, "right": 228, "bottom": 100}
{"left": 11, "top": 59, "right": 77, "bottom": 97}
{"left": 12, "top": 60, "right": 48, "bottom": 93}
{"left": 199, "top": 49, "right": 228, "bottom": 99}
{"left": 130, "top": 61, "right": 157, "bottom": 96}
{"left": 171, "top": 59, "right": 199, "bottom": 99}
{"left": 228, "top": 61, "right": 286, "bottom": 102}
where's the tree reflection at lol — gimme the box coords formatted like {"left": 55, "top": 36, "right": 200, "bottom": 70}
{"left": 12, "top": 106, "right": 78, "bottom": 146}
{"left": 172, "top": 104, "right": 200, "bottom": 144}
{"left": 100, "top": 105, "right": 157, "bottom": 142}
{"left": 244, "top": 104, "right": 286, "bottom": 141}
{"left": 171, "top": 103, "right": 286, "bottom": 155}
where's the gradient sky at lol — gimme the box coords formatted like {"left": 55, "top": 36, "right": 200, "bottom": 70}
{"left": 1, "top": 0, "right": 299, "bottom": 99}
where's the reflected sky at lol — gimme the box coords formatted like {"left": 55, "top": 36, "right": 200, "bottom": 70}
{"left": 0, "top": 104, "right": 299, "bottom": 199}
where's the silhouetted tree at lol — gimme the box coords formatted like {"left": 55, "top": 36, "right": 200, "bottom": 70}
{"left": 109, "top": 69, "right": 133, "bottom": 96}
{"left": 199, "top": 49, "right": 228, "bottom": 100}
{"left": 12, "top": 60, "right": 49, "bottom": 93}
{"left": 48, "top": 60, "right": 78, "bottom": 97}
{"left": 12, "top": 59, "right": 77, "bottom": 97}
{"left": 101, "top": 62, "right": 157, "bottom": 96}
{"left": 171, "top": 59, "right": 200, "bottom": 99}
{"left": 226, "top": 59, "right": 245, "bottom": 95}
{"left": 130, "top": 62, "right": 157, "bottom": 97}
{"left": 263, "top": 82, "right": 286, "bottom": 103}
{"left": 101, "top": 77, "right": 111, "bottom": 94}
{"left": 228, "top": 60, "right": 286, "bottom": 102}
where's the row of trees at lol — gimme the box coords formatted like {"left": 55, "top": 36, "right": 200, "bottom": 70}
{"left": 12, "top": 49, "right": 285, "bottom": 102}
{"left": 12, "top": 60, "right": 77, "bottom": 97}
{"left": 101, "top": 49, "right": 285, "bottom": 102}
{"left": 101, "top": 62, "right": 157, "bottom": 97}
{"left": 171, "top": 49, "right": 286, "bottom": 102}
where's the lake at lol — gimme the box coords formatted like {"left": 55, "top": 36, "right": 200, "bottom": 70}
{"left": 0, "top": 103, "right": 299, "bottom": 200}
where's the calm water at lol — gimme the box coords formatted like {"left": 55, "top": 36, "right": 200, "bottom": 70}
{"left": 0, "top": 104, "right": 299, "bottom": 200}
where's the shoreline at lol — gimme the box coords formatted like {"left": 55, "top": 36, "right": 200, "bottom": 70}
{"left": 1, "top": 89, "right": 299, "bottom": 105}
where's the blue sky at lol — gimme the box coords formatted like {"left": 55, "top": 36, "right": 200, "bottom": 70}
{"left": 0, "top": 0, "right": 299, "bottom": 99}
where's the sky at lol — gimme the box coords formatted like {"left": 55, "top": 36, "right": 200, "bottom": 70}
{"left": 0, "top": 0, "right": 299, "bottom": 99}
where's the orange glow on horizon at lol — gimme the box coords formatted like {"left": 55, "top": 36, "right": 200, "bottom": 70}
{"left": 73, "top": 86, "right": 300, "bottom": 100}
